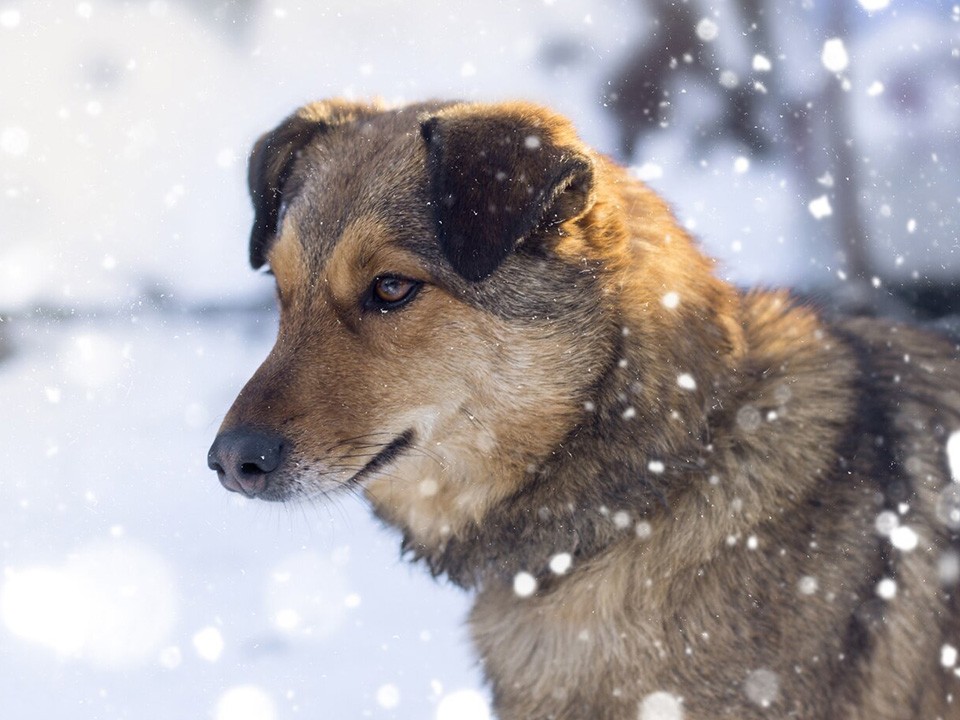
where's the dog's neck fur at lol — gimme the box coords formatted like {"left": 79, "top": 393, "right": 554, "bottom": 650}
{"left": 402, "top": 167, "right": 763, "bottom": 591}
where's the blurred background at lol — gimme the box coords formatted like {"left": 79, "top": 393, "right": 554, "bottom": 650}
{"left": 0, "top": 1, "right": 957, "bottom": 718}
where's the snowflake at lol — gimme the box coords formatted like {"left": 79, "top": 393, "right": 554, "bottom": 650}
{"left": 513, "top": 572, "right": 537, "bottom": 598}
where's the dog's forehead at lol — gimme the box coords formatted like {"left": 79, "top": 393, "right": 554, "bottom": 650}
{"left": 286, "top": 110, "right": 436, "bottom": 271}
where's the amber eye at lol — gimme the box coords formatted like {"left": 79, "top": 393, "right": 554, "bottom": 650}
{"left": 369, "top": 276, "right": 421, "bottom": 310}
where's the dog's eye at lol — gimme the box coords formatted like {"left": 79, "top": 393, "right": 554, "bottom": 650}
{"left": 368, "top": 276, "right": 421, "bottom": 311}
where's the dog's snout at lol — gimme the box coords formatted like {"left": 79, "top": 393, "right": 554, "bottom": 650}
{"left": 207, "top": 427, "right": 286, "bottom": 498}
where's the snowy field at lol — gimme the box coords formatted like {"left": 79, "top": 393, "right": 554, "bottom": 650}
{"left": 1, "top": 1, "right": 958, "bottom": 718}
{"left": 0, "top": 310, "right": 480, "bottom": 718}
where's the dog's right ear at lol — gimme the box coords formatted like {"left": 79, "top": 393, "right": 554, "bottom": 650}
{"left": 247, "top": 100, "right": 384, "bottom": 269}
{"left": 419, "top": 103, "right": 596, "bottom": 282}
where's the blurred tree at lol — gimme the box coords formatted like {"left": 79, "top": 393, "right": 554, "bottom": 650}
{"left": 603, "top": 0, "right": 773, "bottom": 159}
{"left": 603, "top": 0, "right": 960, "bottom": 319}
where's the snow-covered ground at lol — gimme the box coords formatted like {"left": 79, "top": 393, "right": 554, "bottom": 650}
{"left": 1, "top": 311, "right": 482, "bottom": 719}
{"left": 1, "top": 1, "right": 957, "bottom": 718}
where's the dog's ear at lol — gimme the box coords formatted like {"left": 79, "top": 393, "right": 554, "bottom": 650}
{"left": 247, "top": 100, "right": 384, "bottom": 269}
{"left": 420, "top": 105, "right": 595, "bottom": 282}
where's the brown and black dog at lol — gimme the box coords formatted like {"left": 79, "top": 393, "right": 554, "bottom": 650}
{"left": 208, "top": 99, "right": 960, "bottom": 719}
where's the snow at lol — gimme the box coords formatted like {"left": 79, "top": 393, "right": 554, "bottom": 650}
{"left": 752, "top": 54, "right": 772, "bottom": 73}
{"left": 943, "top": 644, "right": 958, "bottom": 668}
{"left": 821, "top": 39, "right": 850, "bottom": 73}
{"left": 193, "top": 626, "right": 225, "bottom": 662}
{"left": 947, "top": 432, "right": 960, "bottom": 481}
{"left": 0, "top": 126, "right": 29, "bottom": 155}
{"left": 215, "top": 685, "right": 277, "bottom": 720}
{"left": 648, "top": 460, "right": 666, "bottom": 474}
{"left": 0, "top": 314, "right": 478, "bottom": 718}
{"left": 640, "top": 690, "right": 684, "bottom": 720}
{"left": 808, "top": 195, "right": 833, "bottom": 220}
{"left": 376, "top": 682, "right": 401, "bottom": 709}
{"left": 549, "top": 553, "right": 573, "bottom": 575}
{"left": 797, "top": 576, "right": 818, "bottom": 595}
{"left": 889, "top": 525, "right": 919, "bottom": 552}
{"left": 695, "top": 18, "right": 719, "bottom": 43}
{"left": 743, "top": 668, "right": 780, "bottom": 708}
{"left": 0, "top": 8, "right": 20, "bottom": 28}
{"left": 736, "top": 405, "right": 762, "bottom": 433}
{"left": 875, "top": 509, "right": 899, "bottom": 536}
{"left": 876, "top": 578, "right": 897, "bottom": 600}
{"left": 677, "top": 373, "right": 697, "bottom": 391}
{"left": 436, "top": 689, "right": 491, "bottom": 720}
{"left": 937, "top": 485, "right": 960, "bottom": 531}
{"left": 661, "top": 292, "right": 680, "bottom": 310}
{"left": 858, "top": 0, "right": 891, "bottom": 11}
{"left": 1, "top": 539, "right": 178, "bottom": 668}
{"left": 513, "top": 571, "right": 538, "bottom": 598}
{"left": 264, "top": 551, "right": 349, "bottom": 640}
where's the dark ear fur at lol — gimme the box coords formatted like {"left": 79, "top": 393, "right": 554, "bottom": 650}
{"left": 247, "top": 114, "right": 324, "bottom": 269}
{"left": 247, "top": 100, "right": 385, "bottom": 269}
{"left": 420, "top": 106, "right": 595, "bottom": 281}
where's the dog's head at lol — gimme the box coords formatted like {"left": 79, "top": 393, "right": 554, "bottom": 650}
{"left": 207, "top": 99, "right": 624, "bottom": 543}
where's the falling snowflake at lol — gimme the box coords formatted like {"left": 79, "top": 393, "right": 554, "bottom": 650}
{"left": 874, "top": 510, "right": 899, "bottom": 536}
{"left": 744, "top": 669, "right": 780, "bottom": 708}
{"left": 215, "top": 686, "right": 277, "bottom": 720}
{"left": 736, "top": 405, "right": 762, "bottom": 433}
{"left": 937, "top": 485, "right": 960, "bottom": 531}
{"left": 0, "top": 126, "right": 29, "bottom": 156}
{"left": 942, "top": 644, "right": 958, "bottom": 668}
{"left": 695, "top": 18, "right": 718, "bottom": 42}
{"left": 193, "top": 626, "right": 225, "bottom": 662}
{"left": 639, "top": 691, "right": 684, "bottom": 720}
{"left": 513, "top": 572, "right": 537, "bottom": 598}
{"left": 613, "top": 510, "right": 632, "bottom": 529}
{"left": 662, "top": 291, "right": 680, "bottom": 309}
{"left": 821, "top": 38, "right": 849, "bottom": 73}
{"left": 436, "top": 689, "right": 491, "bottom": 720}
{"left": 752, "top": 54, "right": 771, "bottom": 72}
{"left": 549, "top": 553, "right": 572, "bottom": 575}
{"left": 947, "top": 431, "right": 960, "bottom": 481}
{"left": 808, "top": 195, "right": 833, "bottom": 220}
{"left": 376, "top": 683, "right": 401, "bottom": 709}
{"left": 876, "top": 578, "right": 897, "bottom": 600}
{"left": 889, "top": 525, "right": 918, "bottom": 552}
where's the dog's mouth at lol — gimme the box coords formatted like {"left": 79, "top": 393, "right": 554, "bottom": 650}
{"left": 345, "top": 429, "right": 414, "bottom": 487}
{"left": 212, "top": 427, "right": 414, "bottom": 502}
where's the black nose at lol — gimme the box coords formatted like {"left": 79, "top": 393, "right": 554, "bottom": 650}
{"left": 207, "top": 427, "right": 286, "bottom": 497}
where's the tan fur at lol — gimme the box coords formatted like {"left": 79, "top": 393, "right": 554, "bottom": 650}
{"left": 211, "top": 99, "right": 960, "bottom": 719}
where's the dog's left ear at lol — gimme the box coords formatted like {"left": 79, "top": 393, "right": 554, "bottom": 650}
{"left": 247, "top": 113, "right": 324, "bottom": 269}
{"left": 420, "top": 105, "right": 596, "bottom": 282}
{"left": 248, "top": 100, "right": 385, "bottom": 269}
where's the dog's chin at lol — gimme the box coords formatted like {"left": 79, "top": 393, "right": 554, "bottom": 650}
{"left": 255, "top": 482, "right": 299, "bottom": 502}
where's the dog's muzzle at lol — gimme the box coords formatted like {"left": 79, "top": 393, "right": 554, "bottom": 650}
{"left": 207, "top": 427, "right": 286, "bottom": 498}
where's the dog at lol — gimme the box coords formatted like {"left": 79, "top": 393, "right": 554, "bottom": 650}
{"left": 208, "top": 99, "right": 960, "bottom": 719}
